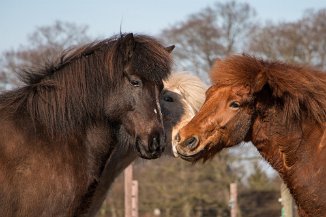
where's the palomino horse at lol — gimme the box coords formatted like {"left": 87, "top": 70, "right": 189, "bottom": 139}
{"left": 175, "top": 55, "right": 326, "bottom": 217}
{"left": 84, "top": 73, "right": 207, "bottom": 217}
{"left": 0, "top": 33, "right": 174, "bottom": 217}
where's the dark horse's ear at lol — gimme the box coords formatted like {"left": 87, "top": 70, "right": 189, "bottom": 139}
{"left": 165, "top": 45, "right": 175, "bottom": 53}
{"left": 122, "top": 33, "right": 135, "bottom": 63}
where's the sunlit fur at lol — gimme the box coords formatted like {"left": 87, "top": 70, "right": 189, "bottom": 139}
{"left": 177, "top": 55, "right": 326, "bottom": 217}
{"left": 84, "top": 72, "right": 207, "bottom": 217}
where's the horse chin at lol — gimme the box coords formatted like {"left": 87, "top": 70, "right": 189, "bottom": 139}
{"left": 172, "top": 144, "right": 179, "bottom": 157}
{"left": 135, "top": 138, "right": 162, "bottom": 160}
{"left": 175, "top": 145, "right": 207, "bottom": 162}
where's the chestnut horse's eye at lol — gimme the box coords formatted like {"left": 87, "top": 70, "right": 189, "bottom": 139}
{"left": 163, "top": 95, "right": 174, "bottom": 102}
{"left": 130, "top": 80, "right": 142, "bottom": 87}
{"left": 230, "top": 101, "right": 240, "bottom": 109}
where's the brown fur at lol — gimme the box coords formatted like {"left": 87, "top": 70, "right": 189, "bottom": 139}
{"left": 0, "top": 33, "right": 173, "bottom": 217}
{"left": 177, "top": 55, "right": 326, "bottom": 217}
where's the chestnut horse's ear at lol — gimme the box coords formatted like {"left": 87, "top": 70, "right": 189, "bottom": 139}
{"left": 122, "top": 33, "right": 135, "bottom": 62}
{"left": 253, "top": 71, "right": 267, "bottom": 93}
{"left": 165, "top": 45, "right": 175, "bottom": 53}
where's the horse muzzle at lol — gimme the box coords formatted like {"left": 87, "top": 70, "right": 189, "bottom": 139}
{"left": 135, "top": 133, "right": 165, "bottom": 159}
{"left": 173, "top": 133, "right": 203, "bottom": 160}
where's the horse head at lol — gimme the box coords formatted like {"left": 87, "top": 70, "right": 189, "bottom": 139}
{"left": 175, "top": 56, "right": 263, "bottom": 161}
{"left": 105, "top": 33, "right": 174, "bottom": 159}
{"left": 175, "top": 84, "right": 254, "bottom": 162}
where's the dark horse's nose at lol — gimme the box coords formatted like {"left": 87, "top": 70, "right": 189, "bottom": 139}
{"left": 184, "top": 136, "right": 199, "bottom": 150}
{"left": 149, "top": 133, "right": 165, "bottom": 156}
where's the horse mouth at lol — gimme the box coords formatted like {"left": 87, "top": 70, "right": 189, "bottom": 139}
{"left": 135, "top": 138, "right": 161, "bottom": 160}
{"left": 176, "top": 146, "right": 207, "bottom": 162}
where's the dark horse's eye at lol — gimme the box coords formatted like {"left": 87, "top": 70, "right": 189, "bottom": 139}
{"left": 163, "top": 95, "right": 174, "bottom": 102}
{"left": 130, "top": 80, "right": 142, "bottom": 87}
{"left": 230, "top": 101, "right": 240, "bottom": 109}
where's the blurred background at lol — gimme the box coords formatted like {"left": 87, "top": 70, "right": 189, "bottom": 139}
{"left": 1, "top": 0, "right": 325, "bottom": 217}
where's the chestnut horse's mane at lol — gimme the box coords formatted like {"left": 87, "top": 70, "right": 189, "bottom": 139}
{"left": 210, "top": 54, "right": 326, "bottom": 124}
{"left": 0, "top": 34, "right": 172, "bottom": 137}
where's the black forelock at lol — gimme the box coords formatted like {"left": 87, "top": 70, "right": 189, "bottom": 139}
{"left": 130, "top": 34, "right": 173, "bottom": 84}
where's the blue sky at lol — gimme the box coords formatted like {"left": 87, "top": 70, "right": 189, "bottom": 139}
{"left": 1, "top": 0, "right": 326, "bottom": 53}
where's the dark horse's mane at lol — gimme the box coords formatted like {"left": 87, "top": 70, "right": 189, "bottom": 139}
{"left": 0, "top": 33, "right": 172, "bottom": 137}
{"left": 210, "top": 54, "right": 326, "bottom": 124}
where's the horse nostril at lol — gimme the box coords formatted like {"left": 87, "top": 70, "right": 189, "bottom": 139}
{"left": 152, "top": 136, "right": 158, "bottom": 147}
{"left": 150, "top": 135, "right": 162, "bottom": 153}
{"left": 185, "top": 136, "right": 199, "bottom": 149}
{"left": 175, "top": 133, "right": 181, "bottom": 142}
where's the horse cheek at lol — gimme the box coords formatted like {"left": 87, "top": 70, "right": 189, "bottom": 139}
{"left": 227, "top": 111, "right": 252, "bottom": 146}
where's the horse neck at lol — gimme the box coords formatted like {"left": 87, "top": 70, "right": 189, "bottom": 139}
{"left": 250, "top": 117, "right": 294, "bottom": 175}
{"left": 251, "top": 113, "right": 323, "bottom": 172}
{"left": 84, "top": 146, "right": 137, "bottom": 217}
{"left": 251, "top": 113, "right": 326, "bottom": 216}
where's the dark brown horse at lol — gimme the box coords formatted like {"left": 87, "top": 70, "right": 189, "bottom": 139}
{"left": 175, "top": 55, "right": 326, "bottom": 217}
{"left": 0, "top": 33, "right": 174, "bottom": 217}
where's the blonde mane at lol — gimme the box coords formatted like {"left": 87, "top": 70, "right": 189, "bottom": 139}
{"left": 164, "top": 72, "right": 207, "bottom": 112}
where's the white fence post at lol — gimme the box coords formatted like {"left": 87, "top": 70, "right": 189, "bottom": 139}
{"left": 131, "top": 180, "right": 139, "bottom": 217}
{"left": 229, "top": 182, "right": 238, "bottom": 217}
{"left": 124, "top": 165, "right": 133, "bottom": 217}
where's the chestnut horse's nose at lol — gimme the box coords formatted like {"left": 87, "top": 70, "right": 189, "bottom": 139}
{"left": 184, "top": 136, "right": 199, "bottom": 150}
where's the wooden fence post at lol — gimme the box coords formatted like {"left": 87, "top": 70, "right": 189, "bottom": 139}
{"left": 132, "top": 180, "right": 139, "bottom": 217}
{"left": 124, "top": 165, "right": 133, "bottom": 217}
{"left": 229, "top": 182, "right": 238, "bottom": 217}
{"left": 280, "top": 182, "right": 295, "bottom": 217}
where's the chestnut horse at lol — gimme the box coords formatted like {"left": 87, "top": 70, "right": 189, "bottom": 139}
{"left": 0, "top": 33, "right": 174, "bottom": 217}
{"left": 175, "top": 55, "right": 326, "bottom": 217}
{"left": 83, "top": 72, "right": 207, "bottom": 217}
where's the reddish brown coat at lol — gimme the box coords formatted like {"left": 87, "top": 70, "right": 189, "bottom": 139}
{"left": 176, "top": 55, "right": 326, "bottom": 217}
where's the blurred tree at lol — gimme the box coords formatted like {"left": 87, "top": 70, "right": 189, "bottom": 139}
{"left": 98, "top": 157, "right": 280, "bottom": 217}
{"left": 160, "top": 0, "right": 256, "bottom": 79}
{"left": 133, "top": 152, "right": 240, "bottom": 217}
{"left": 238, "top": 164, "right": 282, "bottom": 217}
{"left": 247, "top": 162, "right": 275, "bottom": 191}
{"left": 0, "top": 21, "right": 91, "bottom": 90}
{"left": 248, "top": 8, "right": 326, "bottom": 69}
